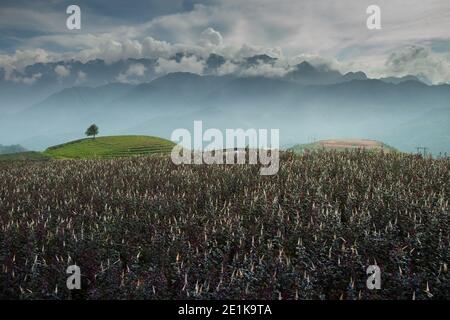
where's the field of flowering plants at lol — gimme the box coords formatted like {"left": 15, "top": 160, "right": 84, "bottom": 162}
{"left": 0, "top": 151, "right": 448, "bottom": 300}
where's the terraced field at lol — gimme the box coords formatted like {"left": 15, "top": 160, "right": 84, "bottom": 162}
{"left": 44, "top": 136, "right": 175, "bottom": 159}
{"left": 289, "top": 139, "right": 398, "bottom": 154}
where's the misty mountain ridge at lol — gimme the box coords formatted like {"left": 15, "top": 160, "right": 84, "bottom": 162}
{"left": 0, "top": 144, "right": 27, "bottom": 155}
{"left": 0, "top": 68, "right": 448, "bottom": 155}
{"left": 0, "top": 54, "right": 430, "bottom": 114}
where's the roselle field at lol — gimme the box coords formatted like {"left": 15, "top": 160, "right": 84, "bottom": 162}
{"left": 0, "top": 151, "right": 448, "bottom": 299}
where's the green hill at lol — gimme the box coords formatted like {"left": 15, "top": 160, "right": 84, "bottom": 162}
{"left": 0, "top": 151, "right": 50, "bottom": 162}
{"left": 289, "top": 139, "right": 398, "bottom": 154}
{"left": 44, "top": 135, "right": 175, "bottom": 159}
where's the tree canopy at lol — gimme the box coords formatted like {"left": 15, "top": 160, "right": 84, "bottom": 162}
{"left": 85, "top": 124, "right": 99, "bottom": 139}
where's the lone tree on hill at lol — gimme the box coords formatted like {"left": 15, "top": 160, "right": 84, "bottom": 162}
{"left": 85, "top": 124, "right": 99, "bottom": 139}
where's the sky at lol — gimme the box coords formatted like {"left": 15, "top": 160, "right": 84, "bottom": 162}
{"left": 1, "top": 0, "right": 450, "bottom": 83}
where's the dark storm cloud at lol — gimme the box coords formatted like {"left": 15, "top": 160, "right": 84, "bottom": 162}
{"left": 0, "top": 0, "right": 209, "bottom": 22}
{"left": 0, "top": 0, "right": 211, "bottom": 51}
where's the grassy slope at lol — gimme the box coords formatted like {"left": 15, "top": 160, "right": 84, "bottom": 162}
{"left": 289, "top": 139, "right": 398, "bottom": 154}
{"left": 0, "top": 151, "right": 50, "bottom": 161}
{"left": 43, "top": 135, "right": 175, "bottom": 159}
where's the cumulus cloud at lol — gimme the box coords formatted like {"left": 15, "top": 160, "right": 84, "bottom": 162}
{"left": 116, "top": 63, "right": 147, "bottom": 83}
{"left": 329, "top": 45, "right": 450, "bottom": 84}
{"left": 216, "top": 61, "right": 239, "bottom": 76}
{"left": 0, "top": 36, "right": 286, "bottom": 80}
{"left": 7, "top": 72, "right": 42, "bottom": 85}
{"left": 142, "top": 37, "right": 173, "bottom": 58}
{"left": 74, "top": 39, "right": 144, "bottom": 64}
{"left": 384, "top": 46, "right": 450, "bottom": 84}
{"left": 227, "top": 44, "right": 283, "bottom": 61}
{"left": 0, "top": 49, "right": 48, "bottom": 84}
{"left": 199, "top": 27, "right": 223, "bottom": 47}
{"left": 238, "top": 61, "right": 292, "bottom": 78}
{"left": 55, "top": 65, "right": 70, "bottom": 78}
{"left": 1, "top": 3, "right": 450, "bottom": 85}
{"left": 22, "top": 73, "right": 42, "bottom": 84}
{"left": 0, "top": 49, "right": 54, "bottom": 78}
{"left": 1, "top": 38, "right": 450, "bottom": 84}
{"left": 2, "top": 0, "right": 450, "bottom": 64}
{"left": 155, "top": 56, "right": 204, "bottom": 74}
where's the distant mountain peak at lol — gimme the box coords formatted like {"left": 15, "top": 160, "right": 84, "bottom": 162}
{"left": 0, "top": 144, "right": 27, "bottom": 155}
{"left": 342, "top": 71, "right": 368, "bottom": 81}
{"left": 161, "top": 71, "right": 203, "bottom": 79}
{"left": 206, "top": 53, "right": 226, "bottom": 71}
{"left": 286, "top": 61, "right": 346, "bottom": 85}
{"left": 245, "top": 54, "right": 278, "bottom": 66}
{"left": 295, "top": 61, "right": 317, "bottom": 73}
{"left": 379, "top": 75, "right": 427, "bottom": 85}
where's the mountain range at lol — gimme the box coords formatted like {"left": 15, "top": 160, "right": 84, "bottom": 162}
{"left": 0, "top": 54, "right": 429, "bottom": 113}
{"left": 0, "top": 56, "right": 448, "bottom": 154}
{"left": 0, "top": 144, "right": 27, "bottom": 155}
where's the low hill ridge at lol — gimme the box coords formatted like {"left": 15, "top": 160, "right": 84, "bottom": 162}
{"left": 289, "top": 139, "right": 397, "bottom": 153}
{"left": 44, "top": 135, "right": 175, "bottom": 159}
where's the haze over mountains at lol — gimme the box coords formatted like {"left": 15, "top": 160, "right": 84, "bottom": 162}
{"left": 0, "top": 54, "right": 448, "bottom": 154}
{"left": 0, "top": 144, "right": 27, "bottom": 155}
{"left": 0, "top": 53, "right": 430, "bottom": 114}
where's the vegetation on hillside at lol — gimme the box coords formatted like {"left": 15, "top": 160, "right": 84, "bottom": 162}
{"left": 289, "top": 139, "right": 398, "bottom": 154}
{"left": 44, "top": 135, "right": 175, "bottom": 159}
{"left": 0, "top": 151, "right": 50, "bottom": 161}
{"left": 0, "top": 150, "right": 448, "bottom": 299}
